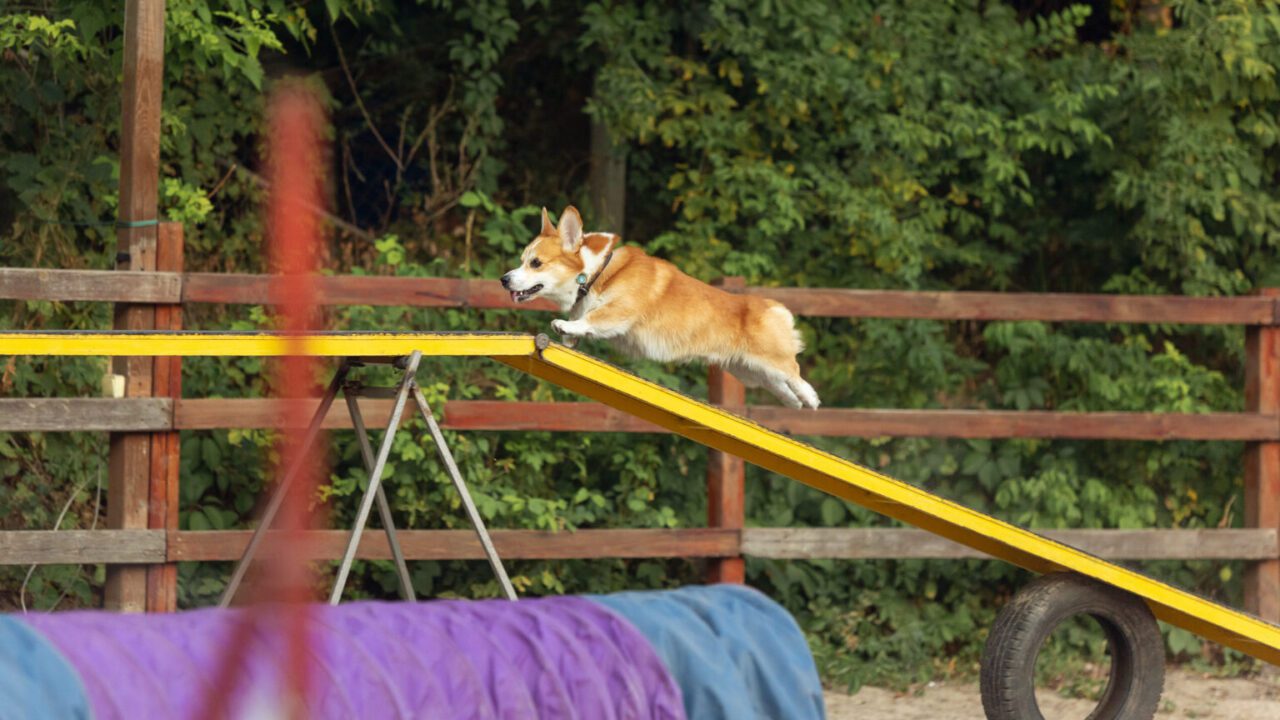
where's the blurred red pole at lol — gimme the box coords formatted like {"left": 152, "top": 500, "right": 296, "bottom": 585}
{"left": 269, "top": 81, "right": 327, "bottom": 720}
{"left": 198, "top": 84, "right": 329, "bottom": 720}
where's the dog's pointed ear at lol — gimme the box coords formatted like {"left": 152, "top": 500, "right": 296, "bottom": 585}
{"left": 540, "top": 207, "right": 555, "bottom": 236}
{"left": 559, "top": 205, "right": 583, "bottom": 252}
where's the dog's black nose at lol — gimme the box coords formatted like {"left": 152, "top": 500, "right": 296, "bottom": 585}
{"left": 500, "top": 273, "right": 512, "bottom": 289}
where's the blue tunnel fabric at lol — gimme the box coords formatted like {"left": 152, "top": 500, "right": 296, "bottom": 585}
{"left": 0, "top": 615, "right": 90, "bottom": 720}
{"left": 591, "top": 584, "right": 827, "bottom": 720}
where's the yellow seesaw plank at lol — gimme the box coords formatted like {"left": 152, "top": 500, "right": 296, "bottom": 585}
{"left": 502, "top": 343, "right": 1280, "bottom": 666}
{"left": 5, "top": 330, "right": 1279, "bottom": 665}
{"left": 0, "top": 331, "right": 536, "bottom": 358}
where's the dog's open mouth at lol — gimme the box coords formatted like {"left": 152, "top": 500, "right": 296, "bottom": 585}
{"left": 510, "top": 284, "right": 543, "bottom": 303}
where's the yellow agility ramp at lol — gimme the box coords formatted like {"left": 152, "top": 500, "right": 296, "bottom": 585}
{"left": 0, "top": 330, "right": 537, "bottom": 358}
{"left": 4, "top": 330, "right": 1279, "bottom": 666}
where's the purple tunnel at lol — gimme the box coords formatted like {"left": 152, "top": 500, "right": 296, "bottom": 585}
{"left": 6, "top": 586, "right": 825, "bottom": 720}
{"left": 19, "top": 596, "right": 685, "bottom": 720}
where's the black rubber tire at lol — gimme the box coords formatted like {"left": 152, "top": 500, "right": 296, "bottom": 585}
{"left": 980, "top": 572, "right": 1165, "bottom": 720}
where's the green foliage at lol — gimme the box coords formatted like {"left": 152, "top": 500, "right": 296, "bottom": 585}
{"left": 4, "top": 0, "right": 1278, "bottom": 688}
{"left": 584, "top": 0, "right": 1118, "bottom": 284}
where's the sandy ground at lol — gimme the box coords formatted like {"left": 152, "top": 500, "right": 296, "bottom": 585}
{"left": 825, "top": 668, "right": 1280, "bottom": 719}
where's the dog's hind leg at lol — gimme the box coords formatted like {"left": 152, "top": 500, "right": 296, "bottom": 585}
{"left": 743, "top": 353, "right": 815, "bottom": 409}
{"left": 722, "top": 360, "right": 766, "bottom": 389}
{"left": 743, "top": 303, "right": 818, "bottom": 408}
{"left": 723, "top": 360, "right": 808, "bottom": 409}
{"left": 763, "top": 372, "right": 804, "bottom": 409}
{"left": 787, "top": 376, "right": 821, "bottom": 409}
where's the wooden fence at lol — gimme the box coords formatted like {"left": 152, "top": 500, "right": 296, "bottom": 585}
{"left": 2, "top": 226, "right": 1278, "bottom": 621}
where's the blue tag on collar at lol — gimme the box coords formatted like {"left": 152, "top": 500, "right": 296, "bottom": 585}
{"left": 576, "top": 273, "right": 587, "bottom": 285}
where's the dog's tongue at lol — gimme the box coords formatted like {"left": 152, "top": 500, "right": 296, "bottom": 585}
{"left": 510, "top": 290, "right": 520, "bottom": 302}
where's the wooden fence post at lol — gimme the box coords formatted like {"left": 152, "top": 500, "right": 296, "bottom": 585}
{"left": 145, "top": 223, "right": 182, "bottom": 612}
{"left": 1245, "top": 288, "right": 1280, "bottom": 622}
{"left": 707, "top": 277, "right": 746, "bottom": 583}
{"left": 105, "top": 0, "right": 166, "bottom": 612}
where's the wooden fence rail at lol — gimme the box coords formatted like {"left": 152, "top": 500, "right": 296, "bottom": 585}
{"left": 4, "top": 528, "right": 1275, "bottom": 565}
{"left": 3, "top": 397, "right": 1279, "bottom": 442}
{"left": 5, "top": 266, "right": 1279, "bottom": 323}
{"left": 2, "top": 263, "right": 1278, "bottom": 621}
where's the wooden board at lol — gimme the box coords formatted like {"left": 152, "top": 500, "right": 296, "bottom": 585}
{"left": 173, "top": 398, "right": 658, "bottom": 431}
{"left": 168, "top": 528, "right": 739, "bottom": 561}
{"left": 0, "top": 398, "right": 171, "bottom": 432}
{"left": 0, "top": 530, "right": 165, "bottom": 565}
{"left": 8, "top": 267, "right": 1279, "bottom": 324}
{"left": 12, "top": 397, "right": 1278, "bottom": 442}
{"left": 740, "top": 527, "right": 1280, "bottom": 561}
{"left": 440, "top": 400, "right": 662, "bottom": 433}
{"left": 0, "top": 268, "right": 181, "bottom": 303}
{"left": 182, "top": 272, "right": 559, "bottom": 312}
{"left": 4, "top": 526, "right": 1267, "bottom": 565}
{"left": 744, "top": 407, "right": 1280, "bottom": 441}
{"left": 743, "top": 287, "right": 1280, "bottom": 325}
{"left": 172, "top": 399, "right": 1280, "bottom": 441}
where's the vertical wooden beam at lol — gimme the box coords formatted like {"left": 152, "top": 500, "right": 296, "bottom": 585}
{"left": 707, "top": 277, "right": 746, "bottom": 583}
{"left": 146, "top": 223, "right": 182, "bottom": 612}
{"left": 1245, "top": 288, "right": 1280, "bottom": 622}
{"left": 588, "top": 78, "right": 626, "bottom": 234}
{"left": 106, "top": 0, "right": 166, "bottom": 612}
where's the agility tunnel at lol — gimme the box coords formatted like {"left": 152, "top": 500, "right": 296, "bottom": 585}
{"left": 0, "top": 584, "right": 824, "bottom": 720}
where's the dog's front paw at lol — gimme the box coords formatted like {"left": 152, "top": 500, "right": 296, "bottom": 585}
{"left": 551, "top": 319, "right": 582, "bottom": 345}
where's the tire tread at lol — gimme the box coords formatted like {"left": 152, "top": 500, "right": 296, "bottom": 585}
{"left": 980, "top": 573, "right": 1164, "bottom": 720}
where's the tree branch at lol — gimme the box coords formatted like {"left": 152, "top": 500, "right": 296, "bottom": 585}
{"left": 329, "top": 20, "right": 403, "bottom": 171}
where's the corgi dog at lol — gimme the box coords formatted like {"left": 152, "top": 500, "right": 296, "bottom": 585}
{"left": 501, "top": 206, "right": 820, "bottom": 409}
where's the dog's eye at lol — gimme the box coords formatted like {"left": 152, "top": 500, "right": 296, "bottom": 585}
{"left": 529, "top": 259, "right": 542, "bottom": 269}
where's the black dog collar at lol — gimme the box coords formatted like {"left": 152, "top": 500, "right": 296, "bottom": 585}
{"left": 572, "top": 249, "right": 614, "bottom": 312}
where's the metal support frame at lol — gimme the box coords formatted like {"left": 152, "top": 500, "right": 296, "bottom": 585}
{"left": 327, "top": 351, "right": 422, "bottom": 603}
{"left": 218, "top": 352, "right": 516, "bottom": 607}
{"left": 343, "top": 382, "right": 414, "bottom": 601}
{"left": 409, "top": 382, "right": 517, "bottom": 600}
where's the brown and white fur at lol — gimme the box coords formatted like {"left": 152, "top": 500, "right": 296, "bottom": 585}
{"left": 501, "top": 205, "right": 820, "bottom": 409}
